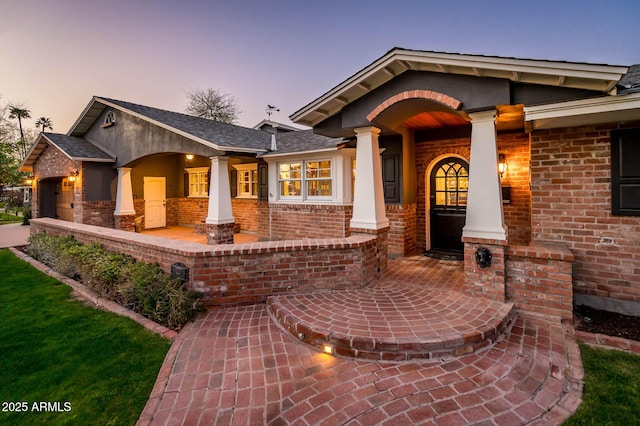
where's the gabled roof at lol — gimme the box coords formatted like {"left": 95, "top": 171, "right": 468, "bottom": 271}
{"left": 253, "top": 119, "right": 301, "bottom": 133}
{"left": 259, "top": 130, "right": 345, "bottom": 157}
{"left": 69, "top": 97, "right": 272, "bottom": 153}
{"left": 290, "top": 47, "right": 629, "bottom": 127}
{"left": 20, "top": 133, "right": 115, "bottom": 172}
{"left": 618, "top": 64, "right": 640, "bottom": 93}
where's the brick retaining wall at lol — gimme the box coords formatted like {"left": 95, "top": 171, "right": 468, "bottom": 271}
{"left": 30, "top": 218, "right": 381, "bottom": 308}
{"left": 506, "top": 243, "right": 574, "bottom": 319}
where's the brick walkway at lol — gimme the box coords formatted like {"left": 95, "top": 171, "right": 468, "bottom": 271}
{"left": 138, "top": 257, "right": 583, "bottom": 425}
{"left": 269, "top": 257, "right": 515, "bottom": 361}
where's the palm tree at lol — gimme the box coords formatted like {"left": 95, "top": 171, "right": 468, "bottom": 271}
{"left": 9, "top": 106, "right": 30, "bottom": 141}
{"left": 35, "top": 117, "right": 53, "bottom": 133}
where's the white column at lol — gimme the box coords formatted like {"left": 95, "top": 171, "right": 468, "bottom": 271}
{"left": 206, "top": 156, "right": 235, "bottom": 224}
{"left": 114, "top": 167, "right": 135, "bottom": 215}
{"left": 350, "top": 126, "right": 389, "bottom": 230}
{"left": 462, "top": 110, "right": 507, "bottom": 241}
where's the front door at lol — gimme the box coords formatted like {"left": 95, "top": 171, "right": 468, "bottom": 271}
{"left": 55, "top": 178, "right": 74, "bottom": 222}
{"left": 429, "top": 157, "right": 469, "bottom": 254}
{"left": 144, "top": 177, "right": 166, "bottom": 229}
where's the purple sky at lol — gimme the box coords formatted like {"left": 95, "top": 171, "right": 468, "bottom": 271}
{"left": 1, "top": 0, "right": 639, "bottom": 134}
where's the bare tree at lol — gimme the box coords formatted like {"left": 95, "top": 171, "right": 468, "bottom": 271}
{"left": 185, "top": 88, "right": 240, "bottom": 124}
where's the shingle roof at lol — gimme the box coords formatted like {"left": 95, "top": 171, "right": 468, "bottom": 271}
{"left": 19, "top": 132, "right": 114, "bottom": 171}
{"left": 43, "top": 133, "right": 114, "bottom": 160}
{"left": 260, "top": 130, "right": 344, "bottom": 156}
{"left": 98, "top": 98, "right": 272, "bottom": 151}
{"left": 618, "top": 64, "right": 640, "bottom": 93}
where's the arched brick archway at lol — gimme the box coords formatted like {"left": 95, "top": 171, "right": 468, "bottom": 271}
{"left": 366, "top": 90, "right": 462, "bottom": 122}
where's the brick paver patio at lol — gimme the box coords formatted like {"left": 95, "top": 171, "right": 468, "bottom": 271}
{"left": 138, "top": 256, "right": 583, "bottom": 425}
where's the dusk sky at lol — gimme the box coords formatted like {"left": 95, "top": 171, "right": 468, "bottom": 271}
{"left": 1, "top": 0, "right": 639, "bottom": 134}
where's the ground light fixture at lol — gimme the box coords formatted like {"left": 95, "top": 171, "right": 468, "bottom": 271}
{"left": 322, "top": 343, "right": 335, "bottom": 355}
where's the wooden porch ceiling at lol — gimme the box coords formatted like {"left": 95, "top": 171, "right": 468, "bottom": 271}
{"left": 400, "top": 104, "right": 524, "bottom": 131}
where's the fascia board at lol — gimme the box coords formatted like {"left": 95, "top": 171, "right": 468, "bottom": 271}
{"left": 525, "top": 92, "right": 640, "bottom": 122}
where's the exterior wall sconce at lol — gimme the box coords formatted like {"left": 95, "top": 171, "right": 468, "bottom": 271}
{"left": 186, "top": 154, "right": 194, "bottom": 160}
{"left": 25, "top": 176, "right": 34, "bottom": 185}
{"left": 68, "top": 170, "right": 79, "bottom": 182}
{"left": 498, "top": 154, "right": 507, "bottom": 178}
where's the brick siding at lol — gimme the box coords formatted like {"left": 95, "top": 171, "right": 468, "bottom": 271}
{"left": 386, "top": 204, "right": 417, "bottom": 256}
{"left": 80, "top": 200, "right": 115, "bottom": 227}
{"left": 260, "top": 203, "right": 353, "bottom": 240}
{"left": 415, "top": 133, "right": 531, "bottom": 250}
{"left": 530, "top": 122, "right": 640, "bottom": 305}
{"left": 231, "top": 198, "right": 259, "bottom": 233}
{"left": 30, "top": 218, "right": 382, "bottom": 308}
{"left": 177, "top": 197, "right": 208, "bottom": 226}
{"left": 499, "top": 132, "right": 531, "bottom": 245}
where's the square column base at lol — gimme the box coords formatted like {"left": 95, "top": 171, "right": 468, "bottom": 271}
{"left": 350, "top": 226, "right": 389, "bottom": 277}
{"left": 206, "top": 223, "right": 235, "bottom": 245}
{"left": 114, "top": 214, "right": 136, "bottom": 232}
{"left": 462, "top": 237, "right": 507, "bottom": 302}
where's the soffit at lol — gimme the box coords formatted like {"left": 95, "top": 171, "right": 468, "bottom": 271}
{"left": 290, "top": 48, "right": 628, "bottom": 127}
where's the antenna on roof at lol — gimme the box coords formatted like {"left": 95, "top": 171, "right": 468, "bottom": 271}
{"left": 266, "top": 105, "right": 280, "bottom": 119}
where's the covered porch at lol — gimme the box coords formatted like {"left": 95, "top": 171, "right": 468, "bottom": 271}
{"left": 141, "top": 225, "right": 258, "bottom": 244}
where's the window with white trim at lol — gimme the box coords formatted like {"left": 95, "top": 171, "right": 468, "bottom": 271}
{"left": 278, "top": 160, "right": 332, "bottom": 199}
{"left": 233, "top": 164, "right": 258, "bottom": 198}
{"left": 305, "top": 160, "right": 332, "bottom": 197}
{"left": 185, "top": 167, "right": 209, "bottom": 197}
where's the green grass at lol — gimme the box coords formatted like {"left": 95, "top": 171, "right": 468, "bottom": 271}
{"left": 0, "top": 249, "right": 171, "bottom": 425}
{"left": 566, "top": 343, "right": 640, "bottom": 425}
{"left": 0, "top": 212, "right": 22, "bottom": 224}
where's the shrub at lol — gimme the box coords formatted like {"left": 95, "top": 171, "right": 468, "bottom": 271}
{"left": 26, "top": 232, "right": 204, "bottom": 330}
{"left": 21, "top": 208, "right": 31, "bottom": 225}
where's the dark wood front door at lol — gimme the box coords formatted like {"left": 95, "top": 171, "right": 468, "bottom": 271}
{"left": 430, "top": 157, "right": 469, "bottom": 253}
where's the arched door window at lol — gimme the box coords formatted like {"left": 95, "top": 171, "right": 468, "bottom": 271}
{"left": 428, "top": 157, "right": 469, "bottom": 255}
{"left": 432, "top": 159, "right": 469, "bottom": 209}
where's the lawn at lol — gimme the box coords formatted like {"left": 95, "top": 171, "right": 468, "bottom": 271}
{"left": 566, "top": 343, "right": 640, "bottom": 425}
{"left": 0, "top": 249, "right": 171, "bottom": 425}
{"left": 0, "top": 212, "right": 22, "bottom": 224}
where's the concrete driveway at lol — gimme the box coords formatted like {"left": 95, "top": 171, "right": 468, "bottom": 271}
{"left": 0, "top": 223, "right": 30, "bottom": 248}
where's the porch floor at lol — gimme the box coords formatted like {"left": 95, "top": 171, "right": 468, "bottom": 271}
{"left": 141, "top": 226, "right": 259, "bottom": 244}
{"left": 268, "top": 255, "right": 516, "bottom": 361}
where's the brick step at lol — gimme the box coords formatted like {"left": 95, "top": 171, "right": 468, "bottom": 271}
{"left": 267, "top": 284, "right": 516, "bottom": 361}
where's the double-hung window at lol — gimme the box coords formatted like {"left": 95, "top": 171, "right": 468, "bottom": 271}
{"left": 278, "top": 160, "right": 332, "bottom": 200}
{"left": 305, "top": 160, "right": 332, "bottom": 197}
{"left": 186, "top": 167, "right": 209, "bottom": 197}
{"left": 234, "top": 164, "right": 258, "bottom": 198}
{"left": 278, "top": 162, "right": 302, "bottom": 197}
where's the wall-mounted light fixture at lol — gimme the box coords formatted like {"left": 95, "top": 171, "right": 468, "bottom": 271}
{"left": 498, "top": 154, "right": 507, "bottom": 178}
{"left": 186, "top": 154, "right": 194, "bottom": 160}
{"left": 68, "top": 170, "right": 79, "bottom": 182}
{"left": 25, "top": 175, "right": 34, "bottom": 185}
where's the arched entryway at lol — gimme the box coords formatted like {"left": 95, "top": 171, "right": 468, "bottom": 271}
{"left": 38, "top": 177, "right": 74, "bottom": 221}
{"left": 425, "top": 156, "right": 469, "bottom": 259}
